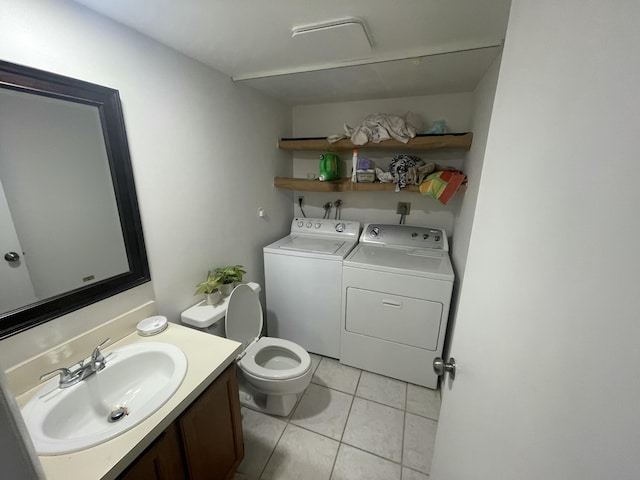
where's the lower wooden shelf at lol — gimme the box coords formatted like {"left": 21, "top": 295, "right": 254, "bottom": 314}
{"left": 274, "top": 177, "right": 429, "bottom": 193}
{"left": 274, "top": 177, "right": 350, "bottom": 192}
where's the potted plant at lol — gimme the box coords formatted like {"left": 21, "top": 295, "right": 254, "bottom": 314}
{"left": 213, "top": 265, "right": 246, "bottom": 296}
{"left": 194, "top": 271, "right": 222, "bottom": 305}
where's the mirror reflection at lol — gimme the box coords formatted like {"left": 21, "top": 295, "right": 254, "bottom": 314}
{"left": 0, "top": 88, "right": 129, "bottom": 313}
{"left": 0, "top": 60, "right": 149, "bottom": 338}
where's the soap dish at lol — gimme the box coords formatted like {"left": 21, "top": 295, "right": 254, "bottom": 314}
{"left": 137, "top": 315, "right": 168, "bottom": 336}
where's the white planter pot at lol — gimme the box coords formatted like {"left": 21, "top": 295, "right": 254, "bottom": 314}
{"left": 219, "top": 283, "right": 235, "bottom": 296}
{"left": 205, "top": 291, "right": 222, "bottom": 305}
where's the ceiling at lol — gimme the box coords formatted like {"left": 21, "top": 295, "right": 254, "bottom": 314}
{"left": 72, "top": 0, "right": 511, "bottom": 105}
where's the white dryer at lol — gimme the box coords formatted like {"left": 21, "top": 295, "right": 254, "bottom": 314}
{"left": 341, "top": 224, "right": 454, "bottom": 388}
{"left": 264, "top": 217, "right": 360, "bottom": 358}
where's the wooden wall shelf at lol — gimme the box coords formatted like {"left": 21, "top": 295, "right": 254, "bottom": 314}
{"left": 274, "top": 177, "right": 348, "bottom": 192}
{"left": 274, "top": 177, "right": 421, "bottom": 193}
{"left": 273, "top": 177, "right": 466, "bottom": 194}
{"left": 275, "top": 132, "right": 471, "bottom": 196}
{"left": 278, "top": 133, "right": 473, "bottom": 152}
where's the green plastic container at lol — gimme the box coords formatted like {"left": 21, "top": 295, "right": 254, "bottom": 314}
{"left": 319, "top": 154, "right": 340, "bottom": 181}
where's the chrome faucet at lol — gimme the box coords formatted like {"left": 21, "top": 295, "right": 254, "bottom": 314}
{"left": 40, "top": 338, "right": 111, "bottom": 389}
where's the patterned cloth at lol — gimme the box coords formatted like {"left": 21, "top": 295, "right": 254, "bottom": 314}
{"left": 388, "top": 154, "right": 423, "bottom": 191}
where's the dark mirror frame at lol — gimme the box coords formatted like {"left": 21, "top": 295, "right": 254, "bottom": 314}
{"left": 0, "top": 60, "right": 150, "bottom": 339}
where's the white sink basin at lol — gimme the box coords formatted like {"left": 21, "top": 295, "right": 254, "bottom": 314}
{"left": 22, "top": 342, "right": 188, "bottom": 455}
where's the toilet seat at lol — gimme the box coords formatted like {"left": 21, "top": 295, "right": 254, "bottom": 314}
{"left": 239, "top": 337, "right": 311, "bottom": 381}
{"left": 226, "top": 284, "right": 311, "bottom": 380}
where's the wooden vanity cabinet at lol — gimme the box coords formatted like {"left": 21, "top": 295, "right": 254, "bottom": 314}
{"left": 118, "top": 422, "right": 186, "bottom": 480}
{"left": 118, "top": 363, "right": 244, "bottom": 480}
{"left": 179, "top": 362, "right": 244, "bottom": 479}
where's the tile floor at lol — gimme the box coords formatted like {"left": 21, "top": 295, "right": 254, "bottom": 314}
{"left": 234, "top": 354, "right": 441, "bottom": 480}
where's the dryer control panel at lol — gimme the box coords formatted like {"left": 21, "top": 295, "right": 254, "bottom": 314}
{"left": 360, "top": 224, "right": 448, "bottom": 251}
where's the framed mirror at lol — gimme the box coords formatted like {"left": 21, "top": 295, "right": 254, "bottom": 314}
{"left": 0, "top": 60, "right": 149, "bottom": 339}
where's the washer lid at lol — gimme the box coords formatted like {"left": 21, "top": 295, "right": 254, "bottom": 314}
{"left": 279, "top": 236, "right": 345, "bottom": 254}
{"left": 225, "top": 284, "right": 264, "bottom": 346}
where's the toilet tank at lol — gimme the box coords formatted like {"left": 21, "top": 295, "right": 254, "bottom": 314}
{"left": 204, "top": 318, "right": 226, "bottom": 338}
{"left": 181, "top": 282, "right": 261, "bottom": 339}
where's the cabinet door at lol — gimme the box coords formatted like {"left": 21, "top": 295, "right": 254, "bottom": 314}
{"left": 118, "top": 422, "right": 186, "bottom": 480}
{"left": 179, "top": 363, "right": 244, "bottom": 480}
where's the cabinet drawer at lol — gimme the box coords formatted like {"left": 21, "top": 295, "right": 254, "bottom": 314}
{"left": 345, "top": 287, "right": 442, "bottom": 350}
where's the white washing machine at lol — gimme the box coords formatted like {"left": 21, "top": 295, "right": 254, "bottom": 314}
{"left": 264, "top": 217, "right": 360, "bottom": 358}
{"left": 340, "top": 224, "right": 454, "bottom": 388}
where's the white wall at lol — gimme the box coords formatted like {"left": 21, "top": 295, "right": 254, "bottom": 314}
{"left": 432, "top": 0, "right": 640, "bottom": 477}
{"left": 291, "top": 94, "right": 473, "bottom": 232}
{"left": 0, "top": 369, "right": 43, "bottom": 479}
{"left": 443, "top": 55, "right": 502, "bottom": 357}
{"left": 0, "top": 0, "right": 292, "bottom": 366}
{"left": 451, "top": 55, "right": 501, "bottom": 281}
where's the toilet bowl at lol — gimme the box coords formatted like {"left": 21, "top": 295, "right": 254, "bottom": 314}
{"left": 226, "top": 283, "right": 312, "bottom": 416}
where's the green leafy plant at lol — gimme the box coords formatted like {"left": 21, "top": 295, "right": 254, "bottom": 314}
{"left": 194, "top": 271, "right": 222, "bottom": 295}
{"left": 212, "top": 265, "right": 246, "bottom": 285}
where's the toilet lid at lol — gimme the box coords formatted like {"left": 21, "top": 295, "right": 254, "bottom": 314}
{"left": 225, "top": 284, "right": 263, "bottom": 346}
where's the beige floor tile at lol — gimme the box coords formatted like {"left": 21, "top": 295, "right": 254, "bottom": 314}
{"left": 239, "top": 355, "right": 441, "bottom": 480}
{"left": 237, "top": 408, "right": 287, "bottom": 479}
{"left": 406, "top": 384, "right": 440, "bottom": 420}
{"left": 355, "top": 371, "right": 407, "bottom": 410}
{"left": 290, "top": 383, "right": 354, "bottom": 440}
{"left": 261, "top": 424, "right": 339, "bottom": 480}
{"left": 403, "top": 413, "right": 437, "bottom": 474}
{"left": 310, "top": 353, "right": 322, "bottom": 374}
{"left": 402, "top": 467, "right": 429, "bottom": 480}
{"left": 312, "top": 357, "right": 361, "bottom": 394}
{"left": 342, "top": 397, "right": 404, "bottom": 462}
{"left": 331, "top": 444, "right": 401, "bottom": 480}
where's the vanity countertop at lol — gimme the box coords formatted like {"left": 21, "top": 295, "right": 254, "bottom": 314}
{"left": 15, "top": 323, "right": 242, "bottom": 480}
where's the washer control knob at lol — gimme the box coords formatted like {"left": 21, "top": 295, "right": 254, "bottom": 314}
{"left": 423, "top": 233, "right": 429, "bottom": 240}
{"left": 306, "top": 222, "right": 312, "bottom": 228}
{"left": 335, "top": 222, "right": 345, "bottom": 232}
{"left": 315, "top": 223, "right": 321, "bottom": 229}
{"left": 411, "top": 232, "right": 418, "bottom": 238}
{"left": 297, "top": 220, "right": 304, "bottom": 228}
{"left": 370, "top": 227, "right": 380, "bottom": 237}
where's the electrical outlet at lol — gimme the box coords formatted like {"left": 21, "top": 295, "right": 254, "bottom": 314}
{"left": 396, "top": 202, "right": 411, "bottom": 215}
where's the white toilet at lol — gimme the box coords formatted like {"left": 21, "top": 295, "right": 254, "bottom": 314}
{"left": 226, "top": 283, "right": 312, "bottom": 416}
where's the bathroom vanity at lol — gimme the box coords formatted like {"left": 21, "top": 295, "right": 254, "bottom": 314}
{"left": 11, "top": 321, "right": 244, "bottom": 480}
{"left": 118, "top": 362, "right": 242, "bottom": 480}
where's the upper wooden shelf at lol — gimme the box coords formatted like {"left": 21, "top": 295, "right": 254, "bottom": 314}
{"left": 278, "top": 133, "right": 473, "bottom": 152}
